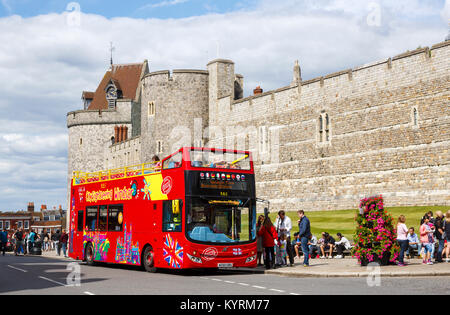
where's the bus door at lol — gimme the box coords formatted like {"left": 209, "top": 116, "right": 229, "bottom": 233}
{"left": 72, "top": 209, "right": 85, "bottom": 259}
{"left": 161, "top": 199, "right": 183, "bottom": 268}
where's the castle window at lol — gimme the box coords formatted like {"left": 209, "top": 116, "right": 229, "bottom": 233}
{"left": 259, "top": 126, "right": 268, "bottom": 154}
{"left": 194, "top": 139, "right": 203, "bottom": 148}
{"left": 79, "top": 138, "right": 83, "bottom": 146}
{"left": 318, "top": 112, "right": 331, "bottom": 143}
{"left": 412, "top": 107, "right": 419, "bottom": 127}
{"left": 148, "top": 101, "right": 155, "bottom": 116}
{"left": 156, "top": 140, "right": 163, "bottom": 154}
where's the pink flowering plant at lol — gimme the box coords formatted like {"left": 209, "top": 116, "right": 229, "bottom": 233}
{"left": 352, "top": 195, "right": 400, "bottom": 265}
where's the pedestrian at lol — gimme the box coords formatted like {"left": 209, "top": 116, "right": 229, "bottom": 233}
{"left": 40, "top": 229, "right": 49, "bottom": 252}
{"left": 335, "top": 233, "right": 352, "bottom": 259}
{"left": 275, "top": 233, "right": 288, "bottom": 266}
{"left": 257, "top": 216, "right": 278, "bottom": 269}
{"left": 14, "top": 228, "right": 24, "bottom": 256}
{"left": 256, "top": 215, "right": 265, "bottom": 266}
{"left": 307, "top": 234, "right": 319, "bottom": 259}
{"left": 420, "top": 215, "right": 434, "bottom": 265}
{"left": 396, "top": 215, "right": 409, "bottom": 266}
{"left": 0, "top": 228, "right": 7, "bottom": 256}
{"left": 434, "top": 211, "right": 445, "bottom": 263}
{"left": 320, "top": 232, "right": 335, "bottom": 259}
{"left": 274, "top": 210, "right": 294, "bottom": 266}
{"left": 297, "top": 210, "right": 312, "bottom": 267}
{"left": 292, "top": 232, "right": 301, "bottom": 259}
{"left": 60, "top": 229, "right": 69, "bottom": 257}
{"left": 27, "top": 229, "right": 37, "bottom": 254}
{"left": 406, "top": 227, "right": 420, "bottom": 259}
{"left": 52, "top": 229, "right": 61, "bottom": 256}
{"left": 444, "top": 210, "right": 450, "bottom": 263}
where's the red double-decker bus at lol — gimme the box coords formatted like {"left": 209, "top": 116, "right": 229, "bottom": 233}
{"left": 68, "top": 147, "right": 257, "bottom": 272}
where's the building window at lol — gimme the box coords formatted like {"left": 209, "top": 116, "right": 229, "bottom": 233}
{"left": 258, "top": 126, "right": 268, "bottom": 154}
{"left": 0, "top": 221, "right": 3, "bottom": 230}
{"left": 156, "top": 140, "right": 163, "bottom": 154}
{"left": 193, "top": 139, "right": 203, "bottom": 148}
{"left": 4, "top": 221, "right": 10, "bottom": 230}
{"left": 24, "top": 221, "right": 29, "bottom": 229}
{"left": 148, "top": 101, "right": 155, "bottom": 116}
{"left": 79, "top": 138, "right": 83, "bottom": 146}
{"left": 318, "top": 112, "right": 331, "bottom": 143}
{"left": 17, "top": 221, "right": 23, "bottom": 229}
{"left": 412, "top": 107, "right": 419, "bottom": 127}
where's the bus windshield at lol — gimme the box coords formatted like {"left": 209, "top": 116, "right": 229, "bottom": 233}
{"left": 186, "top": 197, "right": 255, "bottom": 244}
{"left": 189, "top": 149, "right": 251, "bottom": 170}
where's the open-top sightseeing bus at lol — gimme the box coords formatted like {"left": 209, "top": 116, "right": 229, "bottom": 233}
{"left": 68, "top": 147, "right": 257, "bottom": 272}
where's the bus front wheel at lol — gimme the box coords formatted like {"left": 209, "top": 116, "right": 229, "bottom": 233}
{"left": 142, "top": 246, "right": 157, "bottom": 273}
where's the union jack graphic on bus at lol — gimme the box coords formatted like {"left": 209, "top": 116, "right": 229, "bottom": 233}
{"left": 163, "top": 234, "right": 184, "bottom": 269}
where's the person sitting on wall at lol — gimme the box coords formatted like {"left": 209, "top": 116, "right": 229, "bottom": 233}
{"left": 320, "top": 232, "right": 336, "bottom": 259}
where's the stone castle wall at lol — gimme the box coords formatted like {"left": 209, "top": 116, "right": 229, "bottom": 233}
{"left": 208, "top": 41, "right": 450, "bottom": 211}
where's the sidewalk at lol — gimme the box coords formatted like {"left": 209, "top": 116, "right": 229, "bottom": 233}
{"left": 264, "top": 257, "right": 450, "bottom": 278}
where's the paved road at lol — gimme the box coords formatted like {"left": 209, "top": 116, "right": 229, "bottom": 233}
{"left": 0, "top": 253, "right": 449, "bottom": 295}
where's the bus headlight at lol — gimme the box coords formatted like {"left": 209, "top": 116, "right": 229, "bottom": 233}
{"left": 187, "top": 253, "right": 202, "bottom": 264}
{"left": 245, "top": 255, "right": 256, "bottom": 263}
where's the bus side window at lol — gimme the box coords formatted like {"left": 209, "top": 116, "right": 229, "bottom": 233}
{"left": 108, "top": 205, "right": 123, "bottom": 232}
{"left": 163, "top": 200, "right": 183, "bottom": 232}
{"left": 99, "top": 205, "right": 108, "bottom": 232}
{"left": 77, "top": 210, "right": 84, "bottom": 232}
{"left": 86, "top": 206, "right": 98, "bottom": 231}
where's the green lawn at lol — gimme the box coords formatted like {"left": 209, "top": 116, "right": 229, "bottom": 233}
{"left": 263, "top": 205, "right": 449, "bottom": 241}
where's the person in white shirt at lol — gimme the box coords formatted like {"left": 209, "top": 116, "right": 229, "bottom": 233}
{"left": 335, "top": 233, "right": 352, "bottom": 259}
{"left": 274, "top": 210, "right": 294, "bottom": 266}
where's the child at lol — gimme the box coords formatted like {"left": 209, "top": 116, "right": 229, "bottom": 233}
{"left": 420, "top": 215, "right": 434, "bottom": 265}
{"left": 276, "top": 233, "right": 288, "bottom": 266}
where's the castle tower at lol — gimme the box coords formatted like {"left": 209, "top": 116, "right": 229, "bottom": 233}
{"left": 207, "top": 59, "right": 235, "bottom": 128}
{"left": 140, "top": 69, "right": 209, "bottom": 161}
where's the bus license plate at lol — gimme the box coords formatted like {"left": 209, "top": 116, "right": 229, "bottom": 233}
{"left": 218, "top": 263, "right": 233, "bottom": 268}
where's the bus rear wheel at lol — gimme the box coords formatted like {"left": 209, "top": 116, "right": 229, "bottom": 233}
{"left": 142, "top": 246, "right": 157, "bottom": 273}
{"left": 85, "top": 243, "right": 96, "bottom": 266}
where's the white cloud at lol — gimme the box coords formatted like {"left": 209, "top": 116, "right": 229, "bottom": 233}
{"left": 0, "top": 0, "right": 447, "bottom": 211}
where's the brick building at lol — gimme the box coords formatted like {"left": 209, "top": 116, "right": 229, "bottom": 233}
{"left": 67, "top": 40, "right": 450, "bottom": 218}
{"left": 0, "top": 202, "right": 66, "bottom": 235}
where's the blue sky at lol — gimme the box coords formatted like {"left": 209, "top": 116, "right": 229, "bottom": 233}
{"left": 0, "top": 0, "right": 448, "bottom": 212}
{"left": 0, "top": 0, "right": 258, "bottom": 19}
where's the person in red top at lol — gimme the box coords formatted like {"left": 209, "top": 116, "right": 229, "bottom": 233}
{"left": 257, "top": 216, "right": 278, "bottom": 269}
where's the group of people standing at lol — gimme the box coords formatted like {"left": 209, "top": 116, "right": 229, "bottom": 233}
{"left": 396, "top": 210, "right": 450, "bottom": 266}
{"left": 0, "top": 228, "right": 69, "bottom": 257}
{"left": 256, "top": 210, "right": 313, "bottom": 269}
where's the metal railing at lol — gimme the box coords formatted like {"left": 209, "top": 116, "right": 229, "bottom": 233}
{"left": 72, "top": 162, "right": 161, "bottom": 185}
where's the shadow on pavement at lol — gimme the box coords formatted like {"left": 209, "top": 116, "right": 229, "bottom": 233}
{"left": 0, "top": 254, "right": 107, "bottom": 295}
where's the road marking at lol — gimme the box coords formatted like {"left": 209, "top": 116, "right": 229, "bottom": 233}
{"left": 269, "top": 288, "right": 285, "bottom": 293}
{"left": 38, "top": 276, "right": 67, "bottom": 287}
{"left": 238, "top": 283, "right": 250, "bottom": 286}
{"left": 211, "top": 278, "right": 223, "bottom": 282}
{"left": 7, "top": 265, "right": 27, "bottom": 273}
{"left": 252, "top": 285, "right": 266, "bottom": 289}
{"left": 84, "top": 291, "right": 95, "bottom": 295}
{"left": 224, "top": 280, "right": 235, "bottom": 284}
{"left": 290, "top": 292, "right": 301, "bottom": 295}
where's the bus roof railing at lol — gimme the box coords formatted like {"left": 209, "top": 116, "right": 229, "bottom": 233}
{"left": 72, "top": 161, "right": 161, "bottom": 186}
